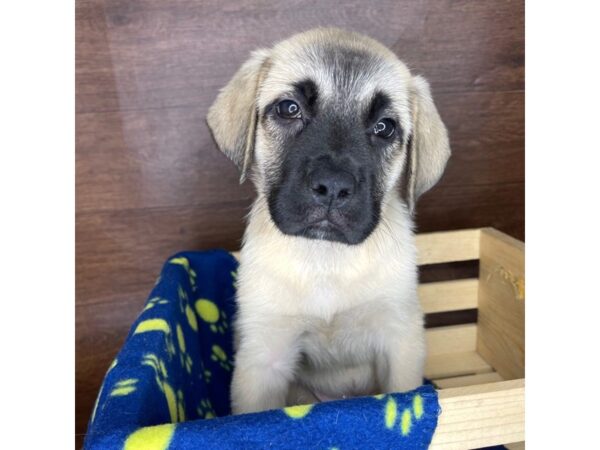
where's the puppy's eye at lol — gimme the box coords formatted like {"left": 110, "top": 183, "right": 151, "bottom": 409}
{"left": 373, "top": 118, "right": 396, "bottom": 139}
{"left": 276, "top": 100, "right": 302, "bottom": 119}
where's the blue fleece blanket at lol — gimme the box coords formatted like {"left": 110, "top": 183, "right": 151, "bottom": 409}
{"left": 84, "top": 250, "right": 441, "bottom": 449}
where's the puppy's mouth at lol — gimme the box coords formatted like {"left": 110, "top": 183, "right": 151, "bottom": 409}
{"left": 294, "top": 208, "right": 355, "bottom": 244}
{"left": 301, "top": 218, "right": 349, "bottom": 244}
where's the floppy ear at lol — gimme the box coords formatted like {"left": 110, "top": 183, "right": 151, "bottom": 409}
{"left": 405, "top": 75, "right": 451, "bottom": 213}
{"left": 207, "top": 49, "right": 271, "bottom": 183}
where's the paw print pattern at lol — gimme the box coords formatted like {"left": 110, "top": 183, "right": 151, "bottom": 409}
{"left": 142, "top": 353, "right": 185, "bottom": 423}
{"left": 124, "top": 423, "right": 175, "bottom": 450}
{"left": 210, "top": 344, "right": 232, "bottom": 371}
{"left": 178, "top": 285, "right": 198, "bottom": 332}
{"left": 109, "top": 378, "right": 138, "bottom": 397}
{"left": 176, "top": 324, "right": 193, "bottom": 374}
{"left": 195, "top": 298, "right": 228, "bottom": 334}
{"left": 143, "top": 296, "right": 169, "bottom": 312}
{"left": 133, "top": 318, "right": 176, "bottom": 360}
{"left": 169, "top": 257, "right": 197, "bottom": 291}
{"left": 283, "top": 404, "right": 314, "bottom": 419}
{"left": 196, "top": 398, "right": 216, "bottom": 419}
{"left": 375, "top": 393, "right": 425, "bottom": 436}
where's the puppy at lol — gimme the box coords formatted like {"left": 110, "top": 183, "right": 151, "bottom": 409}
{"left": 207, "top": 28, "right": 450, "bottom": 414}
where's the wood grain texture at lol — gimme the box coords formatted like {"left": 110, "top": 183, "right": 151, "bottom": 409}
{"left": 426, "top": 324, "right": 477, "bottom": 356}
{"left": 477, "top": 228, "right": 525, "bottom": 380}
{"left": 76, "top": 0, "right": 524, "bottom": 440}
{"left": 430, "top": 379, "right": 525, "bottom": 449}
{"left": 416, "top": 229, "right": 480, "bottom": 265}
{"left": 419, "top": 278, "right": 478, "bottom": 314}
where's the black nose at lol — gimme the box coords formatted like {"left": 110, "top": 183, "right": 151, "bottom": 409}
{"left": 309, "top": 168, "right": 355, "bottom": 208}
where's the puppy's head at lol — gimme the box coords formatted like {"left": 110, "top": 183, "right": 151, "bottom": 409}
{"left": 208, "top": 28, "right": 450, "bottom": 245}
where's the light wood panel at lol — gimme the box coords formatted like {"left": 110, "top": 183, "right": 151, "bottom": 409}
{"left": 430, "top": 379, "right": 525, "bottom": 449}
{"left": 419, "top": 279, "right": 478, "bottom": 314}
{"left": 426, "top": 324, "right": 477, "bottom": 356}
{"left": 477, "top": 228, "right": 525, "bottom": 380}
{"left": 416, "top": 229, "right": 480, "bottom": 265}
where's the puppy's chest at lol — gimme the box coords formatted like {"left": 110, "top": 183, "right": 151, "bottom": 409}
{"left": 298, "top": 282, "right": 354, "bottom": 318}
{"left": 294, "top": 276, "right": 386, "bottom": 319}
{"left": 299, "top": 302, "right": 393, "bottom": 366}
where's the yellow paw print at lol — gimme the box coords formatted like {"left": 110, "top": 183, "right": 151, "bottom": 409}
{"left": 283, "top": 404, "right": 314, "bottom": 419}
{"left": 124, "top": 423, "right": 175, "bottom": 450}
{"left": 134, "top": 319, "right": 176, "bottom": 360}
{"left": 176, "top": 324, "right": 193, "bottom": 374}
{"left": 142, "top": 353, "right": 185, "bottom": 423}
{"left": 197, "top": 398, "right": 216, "bottom": 419}
{"left": 109, "top": 378, "right": 138, "bottom": 397}
{"left": 169, "top": 257, "right": 197, "bottom": 291}
{"left": 195, "top": 298, "right": 228, "bottom": 334}
{"left": 376, "top": 393, "right": 425, "bottom": 436}
{"left": 210, "top": 344, "right": 232, "bottom": 371}
{"left": 178, "top": 285, "right": 198, "bottom": 332}
{"left": 143, "top": 296, "right": 169, "bottom": 312}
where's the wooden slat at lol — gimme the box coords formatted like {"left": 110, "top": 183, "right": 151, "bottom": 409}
{"left": 425, "top": 351, "right": 492, "bottom": 380}
{"left": 426, "top": 324, "right": 477, "bottom": 356}
{"left": 419, "top": 278, "right": 478, "bottom": 313}
{"left": 434, "top": 372, "right": 504, "bottom": 389}
{"left": 477, "top": 228, "right": 525, "bottom": 380}
{"left": 430, "top": 379, "right": 525, "bottom": 449}
{"left": 416, "top": 229, "right": 481, "bottom": 265}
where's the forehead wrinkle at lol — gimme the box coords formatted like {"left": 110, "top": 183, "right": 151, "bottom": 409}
{"left": 259, "top": 37, "right": 413, "bottom": 136}
{"left": 257, "top": 57, "right": 335, "bottom": 110}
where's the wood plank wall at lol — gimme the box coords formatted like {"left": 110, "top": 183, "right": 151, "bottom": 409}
{"left": 76, "top": 0, "right": 524, "bottom": 443}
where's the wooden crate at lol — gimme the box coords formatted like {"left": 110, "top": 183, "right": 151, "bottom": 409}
{"left": 418, "top": 228, "right": 525, "bottom": 449}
